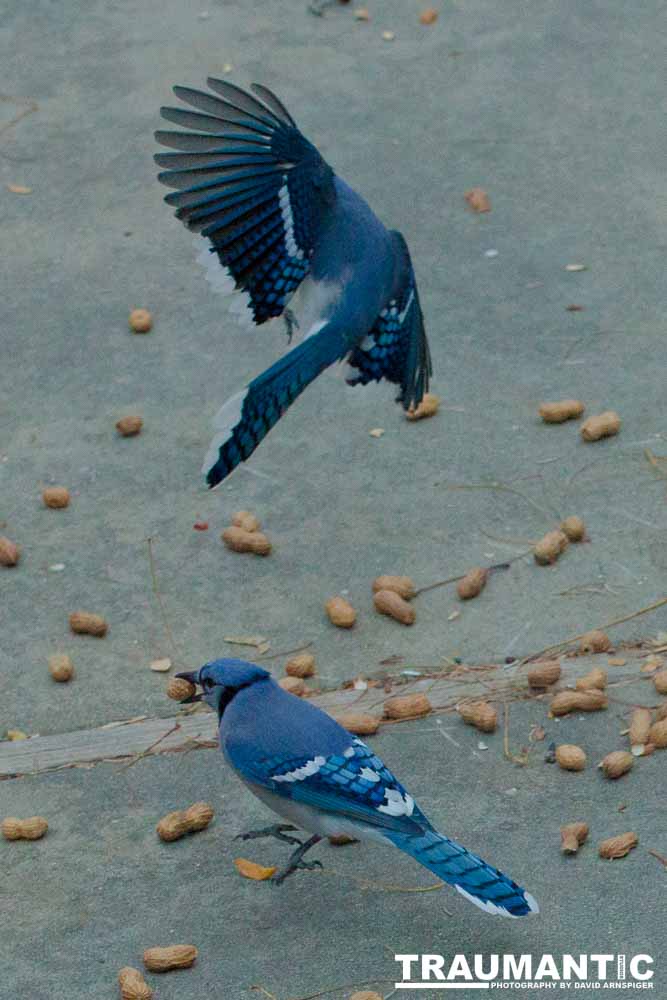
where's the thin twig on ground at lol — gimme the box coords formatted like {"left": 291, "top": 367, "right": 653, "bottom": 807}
{"left": 644, "top": 448, "right": 667, "bottom": 481}
{"left": 445, "top": 480, "right": 560, "bottom": 521}
{"left": 118, "top": 722, "right": 180, "bottom": 770}
{"left": 518, "top": 596, "right": 667, "bottom": 665}
{"left": 146, "top": 536, "right": 186, "bottom": 668}
{"left": 503, "top": 702, "right": 528, "bottom": 766}
{"left": 260, "top": 641, "right": 314, "bottom": 661}
{"left": 0, "top": 93, "right": 39, "bottom": 139}
{"left": 414, "top": 552, "right": 530, "bottom": 598}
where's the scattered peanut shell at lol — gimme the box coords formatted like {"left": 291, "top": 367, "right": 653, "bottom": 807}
{"left": 69, "top": 611, "right": 108, "bottom": 637}
{"left": 654, "top": 702, "right": 667, "bottom": 722}
{"left": 48, "top": 653, "right": 74, "bottom": 683}
{"left": 372, "top": 574, "right": 416, "bottom": 600}
{"left": 285, "top": 653, "right": 316, "bottom": 678}
{"left": 533, "top": 530, "right": 569, "bottom": 565}
{"left": 42, "top": 486, "right": 70, "bottom": 509}
{"left": 222, "top": 526, "right": 271, "bottom": 556}
{"left": 118, "top": 967, "right": 153, "bottom": 1000}
{"left": 116, "top": 415, "right": 143, "bottom": 437}
{"left": 157, "top": 802, "right": 214, "bottom": 842}
{"left": 555, "top": 744, "right": 587, "bottom": 772}
{"left": 576, "top": 666, "right": 607, "bottom": 691}
{"left": 231, "top": 510, "right": 261, "bottom": 532}
{"left": 373, "top": 589, "right": 415, "bottom": 625}
{"left": 2, "top": 816, "right": 49, "bottom": 841}
{"left": 143, "top": 945, "right": 197, "bottom": 973}
{"left": 579, "top": 630, "right": 611, "bottom": 654}
{"left": 7, "top": 730, "right": 28, "bottom": 741}
{"left": 628, "top": 708, "right": 652, "bottom": 749}
{"left": 334, "top": 712, "right": 380, "bottom": 736}
{"left": 560, "top": 822, "right": 589, "bottom": 855}
{"left": 405, "top": 392, "right": 439, "bottom": 421}
{"left": 166, "top": 676, "right": 196, "bottom": 702}
{"left": 129, "top": 308, "right": 152, "bottom": 333}
{"left": 653, "top": 669, "right": 667, "bottom": 695}
{"left": 581, "top": 410, "right": 621, "bottom": 442}
{"left": 539, "top": 399, "right": 585, "bottom": 423}
{"left": 527, "top": 659, "right": 561, "bottom": 688}
{"left": 279, "top": 676, "right": 305, "bottom": 696}
{"left": 456, "top": 567, "right": 488, "bottom": 600}
{"left": 419, "top": 7, "right": 439, "bottom": 25}
{"left": 457, "top": 700, "right": 497, "bottom": 733}
{"left": 647, "top": 718, "right": 667, "bottom": 748}
{"left": 384, "top": 693, "right": 432, "bottom": 720}
{"left": 328, "top": 834, "right": 358, "bottom": 846}
{"left": 598, "top": 831, "right": 638, "bottom": 859}
{"left": 598, "top": 751, "right": 633, "bottom": 779}
{"left": 550, "top": 689, "right": 608, "bottom": 716}
{"left": 0, "top": 536, "right": 21, "bottom": 567}
{"left": 381, "top": 30, "right": 395, "bottom": 41}
{"left": 150, "top": 657, "right": 172, "bottom": 673}
{"left": 560, "top": 516, "right": 586, "bottom": 542}
{"left": 350, "top": 993, "right": 383, "bottom": 1000}
{"left": 464, "top": 187, "right": 490, "bottom": 212}
{"left": 354, "top": 7, "right": 370, "bottom": 20}
{"left": 325, "top": 596, "right": 356, "bottom": 628}
{"left": 234, "top": 857, "right": 277, "bottom": 881}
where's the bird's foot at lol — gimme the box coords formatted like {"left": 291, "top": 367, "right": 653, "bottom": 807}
{"left": 234, "top": 823, "right": 303, "bottom": 846}
{"left": 271, "top": 858, "right": 323, "bottom": 885}
{"left": 270, "top": 833, "right": 323, "bottom": 884}
{"left": 283, "top": 308, "right": 299, "bottom": 343}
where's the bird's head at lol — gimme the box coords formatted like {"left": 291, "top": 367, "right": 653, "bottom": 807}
{"left": 175, "top": 658, "right": 270, "bottom": 716}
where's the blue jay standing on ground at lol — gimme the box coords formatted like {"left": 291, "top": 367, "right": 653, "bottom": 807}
{"left": 155, "top": 81, "right": 432, "bottom": 488}
{"left": 176, "top": 659, "right": 539, "bottom": 918}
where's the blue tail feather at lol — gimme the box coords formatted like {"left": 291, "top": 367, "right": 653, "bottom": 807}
{"left": 204, "top": 325, "right": 346, "bottom": 488}
{"left": 388, "top": 828, "right": 538, "bottom": 918}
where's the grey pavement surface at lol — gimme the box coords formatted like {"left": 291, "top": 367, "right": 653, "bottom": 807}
{"left": 2, "top": 0, "right": 667, "bottom": 738}
{"left": 2, "top": 696, "right": 665, "bottom": 999}
{"left": 1, "top": 0, "right": 666, "bottom": 997}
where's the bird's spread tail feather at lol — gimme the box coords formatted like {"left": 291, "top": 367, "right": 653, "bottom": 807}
{"left": 203, "top": 324, "right": 346, "bottom": 488}
{"left": 388, "top": 828, "right": 538, "bottom": 918}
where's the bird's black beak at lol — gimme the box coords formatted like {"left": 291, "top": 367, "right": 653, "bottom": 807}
{"left": 175, "top": 670, "right": 202, "bottom": 703}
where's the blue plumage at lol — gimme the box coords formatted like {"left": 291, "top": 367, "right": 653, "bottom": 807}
{"left": 176, "top": 659, "right": 539, "bottom": 918}
{"left": 155, "top": 81, "right": 432, "bottom": 488}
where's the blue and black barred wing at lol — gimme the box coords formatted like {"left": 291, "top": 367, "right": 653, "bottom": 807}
{"left": 345, "top": 233, "right": 432, "bottom": 410}
{"left": 155, "top": 81, "right": 335, "bottom": 325}
{"left": 247, "top": 737, "right": 427, "bottom": 836}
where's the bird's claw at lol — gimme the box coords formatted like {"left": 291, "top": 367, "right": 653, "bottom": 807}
{"left": 270, "top": 859, "right": 323, "bottom": 885}
{"left": 284, "top": 308, "right": 299, "bottom": 343}
{"left": 234, "top": 823, "right": 303, "bottom": 846}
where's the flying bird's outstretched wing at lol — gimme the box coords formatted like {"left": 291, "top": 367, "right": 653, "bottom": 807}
{"left": 155, "top": 80, "right": 334, "bottom": 326}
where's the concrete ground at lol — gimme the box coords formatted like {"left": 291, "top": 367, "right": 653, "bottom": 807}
{"left": 1, "top": 0, "right": 666, "bottom": 997}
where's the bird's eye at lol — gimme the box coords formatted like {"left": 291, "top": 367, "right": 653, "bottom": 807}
{"left": 202, "top": 677, "right": 214, "bottom": 691}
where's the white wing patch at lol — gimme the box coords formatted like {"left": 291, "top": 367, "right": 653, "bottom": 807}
{"left": 455, "top": 885, "right": 540, "bottom": 918}
{"left": 360, "top": 767, "right": 381, "bottom": 783}
{"left": 272, "top": 755, "right": 327, "bottom": 784}
{"left": 377, "top": 788, "right": 415, "bottom": 817}
{"left": 278, "top": 179, "right": 304, "bottom": 261}
{"left": 201, "top": 387, "right": 248, "bottom": 479}
{"left": 194, "top": 240, "right": 256, "bottom": 328}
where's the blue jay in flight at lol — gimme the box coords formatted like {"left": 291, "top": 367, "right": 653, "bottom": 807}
{"left": 176, "top": 659, "right": 539, "bottom": 918}
{"left": 155, "top": 81, "right": 432, "bottom": 488}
